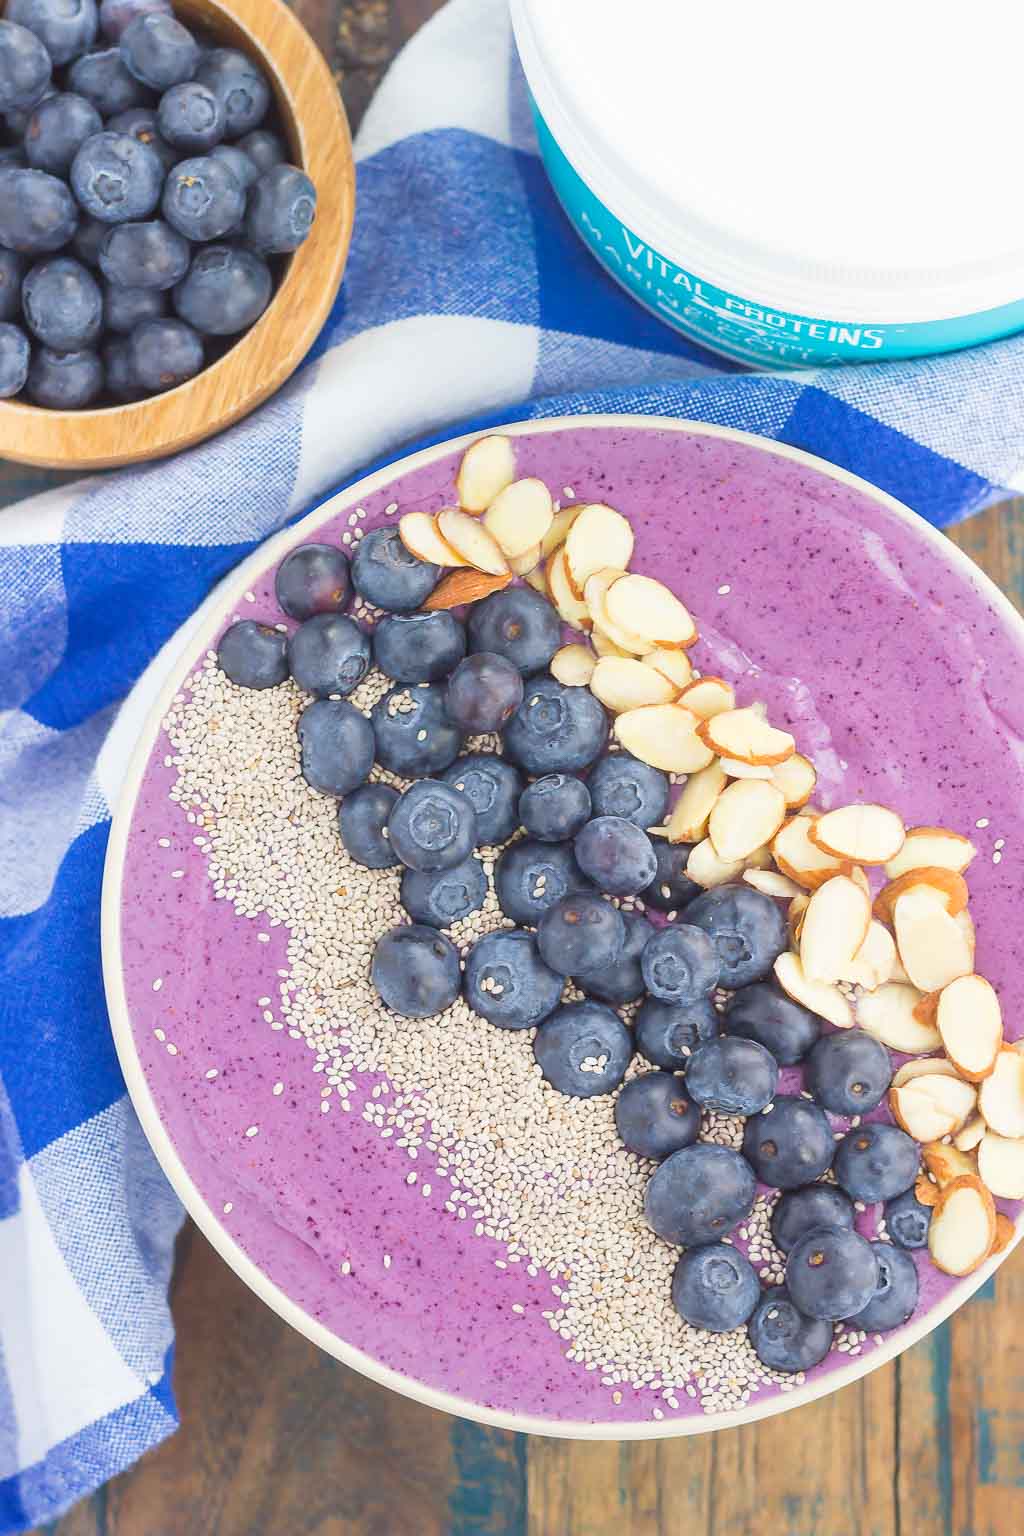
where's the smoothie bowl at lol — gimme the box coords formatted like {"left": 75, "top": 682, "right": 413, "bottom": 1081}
{"left": 102, "top": 417, "right": 1024, "bottom": 1437}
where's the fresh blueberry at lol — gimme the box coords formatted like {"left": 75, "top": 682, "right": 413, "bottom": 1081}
{"left": 195, "top": 46, "right": 269, "bottom": 138}
{"left": 103, "top": 280, "right": 163, "bottom": 333}
{"left": 536, "top": 892, "right": 624, "bottom": 976}
{"left": 22, "top": 257, "right": 103, "bottom": 350}
{"left": 98, "top": 217, "right": 189, "bottom": 288}
{"left": 236, "top": 125, "right": 284, "bottom": 173}
{"left": 72, "top": 212, "right": 107, "bottom": 266}
{"left": 0, "top": 322, "right": 30, "bottom": 398}
{"left": 786, "top": 1226, "right": 879, "bottom": 1322}
{"left": 287, "top": 613, "right": 370, "bottom": 698}
{"left": 162, "top": 154, "right": 243, "bottom": 237}
{"left": 587, "top": 751, "right": 669, "bottom": 828}
{"left": 640, "top": 923, "right": 719, "bottom": 1005}
{"left": 685, "top": 1036, "right": 779, "bottom": 1117}
{"left": 128, "top": 315, "right": 201, "bottom": 390}
{"left": 26, "top": 344, "right": 101, "bottom": 406}
{"left": 106, "top": 105, "right": 177, "bottom": 170}
{"left": 0, "top": 249, "right": 25, "bottom": 321}
{"left": 4, "top": 80, "right": 54, "bottom": 136}
{"left": 0, "top": 167, "right": 78, "bottom": 252}
{"left": 0, "top": 145, "right": 26, "bottom": 168}
{"left": 468, "top": 586, "right": 561, "bottom": 675}
{"left": 724, "top": 981, "right": 822, "bottom": 1066}
{"left": 884, "top": 1186, "right": 933, "bottom": 1250}
{"left": 337, "top": 782, "right": 400, "bottom": 869}
{"left": 671, "top": 1243, "right": 760, "bottom": 1332}
{"left": 244, "top": 162, "right": 316, "bottom": 253}
{"left": 635, "top": 994, "right": 719, "bottom": 1070}
{"left": 352, "top": 526, "right": 440, "bottom": 613}
{"left": 103, "top": 334, "right": 140, "bottom": 396}
{"left": 373, "top": 611, "right": 465, "bottom": 684}
{"left": 24, "top": 93, "right": 102, "bottom": 175}
{"left": 216, "top": 618, "right": 288, "bottom": 688}
{"left": 683, "top": 884, "right": 788, "bottom": 989}
{"left": 770, "top": 1184, "right": 856, "bottom": 1254}
{"left": 0, "top": 20, "right": 51, "bottom": 112}
{"left": 747, "top": 1286, "right": 834, "bottom": 1374}
{"left": 463, "top": 928, "right": 563, "bottom": 1031}
{"left": 441, "top": 752, "right": 522, "bottom": 845}
{"left": 371, "top": 683, "right": 463, "bottom": 777}
{"left": 173, "top": 243, "right": 272, "bottom": 334}
{"left": 157, "top": 82, "right": 224, "bottom": 153}
{"left": 533, "top": 1000, "right": 632, "bottom": 1098}
{"left": 99, "top": 0, "right": 170, "bottom": 42}
{"left": 371, "top": 923, "right": 460, "bottom": 1018}
{"left": 387, "top": 779, "right": 477, "bottom": 872}
{"left": 519, "top": 774, "right": 591, "bottom": 843}
{"left": 645, "top": 1143, "right": 756, "bottom": 1245}
{"left": 67, "top": 47, "right": 148, "bottom": 116}
{"left": 209, "top": 141, "right": 258, "bottom": 190}
{"left": 805, "top": 1030, "right": 892, "bottom": 1117}
{"left": 574, "top": 814, "right": 656, "bottom": 897}
{"left": 7, "top": 0, "right": 98, "bottom": 67}
{"left": 445, "top": 651, "right": 524, "bottom": 734}
{"left": 119, "top": 13, "right": 198, "bottom": 89}
{"left": 402, "top": 855, "right": 486, "bottom": 928}
{"left": 297, "top": 698, "right": 374, "bottom": 797}
{"left": 833, "top": 1124, "right": 919, "bottom": 1204}
{"left": 494, "top": 839, "right": 590, "bottom": 926}
{"left": 576, "top": 910, "right": 652, "bottom": 1005}
{"left": 275, "top": 543, "right": 351, "bottom": 622}
{"left": 742, "top": 1097, "right": 835, "bottom": 1189}
{"left": 847, "top": 1242, "right": 918, "bottom": 1332}
{"left": 72, "top": 131, "right": 163, "bottom": 222}
{"left": 614, "top": 1071, "right": 700, "bottom": 1160}
{"left": 639, "top": 839, "right": 700, "bottom": 914}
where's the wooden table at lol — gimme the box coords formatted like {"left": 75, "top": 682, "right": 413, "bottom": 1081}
{"left": 11, "top": 3, "right": 1024, "bottom": 1532}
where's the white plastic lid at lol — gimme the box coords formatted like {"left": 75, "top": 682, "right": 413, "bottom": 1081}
{"left": 513, "top": 0, "right": 1024, "bottom": 322}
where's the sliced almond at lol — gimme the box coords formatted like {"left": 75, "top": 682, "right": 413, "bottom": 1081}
{"left": 436, "top": 508, "right": 510, "bottom": 576}
{"left": 667, "top": 760, "right": 727, "bottom": 844}
{"left": 564, "top": 504, "right": 634, "bottom": 597}
{"left": 524, "top": 564, "right": 549, "bottom": 597}
{"left": 698, "top": 708, "right": 795, "bottom": 767}
{"left": 928, "top": 1175, "right": 996, "bottom": 1276}
{"left": 849, "top": 865, "right": 871, "bottom": 901}
{"left": 614, "top": 704, "right": 715, "bottom": 774}
{"left": 508, "top": 543, "right": 542, "bottom": 576}
{"left": 913, "top": 991, "right": 940, "bottom": 1030}
{"left": 585, "top": 571, "right": 650, "bottom": 655}
{"left": 990, "top": 1211, "right": 1016, "bottom": 1257}
{"left": 890, "top": 1077, "right": 977, "bottom": 1142}
{"left": 922, "top": 1142, "right": 978, "bottom": 1187}
{"left": 915, "top": 1174, "right": 940, "bottom": 1207}
{"left": 874, "top": 867, "right": 969, "bottom": 924}
{"left": 482, "top": 477, "right": 554, "bottom": 559}
{"left": 978, "top": 1049, "right": 1024, "bottom": 1138}
{"left": 891, "top": 1056, "right": 961, "bottom": 1089}
{"left": 456, "top": 434, "right": 516, "bottom": 513}
{"left": 893, "top": 884, "right": 974, "bottom": 994}
{"left": 550, "top": 644, "right": 596, "bottom": 688}
{"left": 746, "top": 844, "right": 773, "bottom": 871}
{"left": 840, "top": 918, "right": 897, "bottom": 991}
{"left": 707, "top": 779, "right": 787, "bottom": 864}
{"left": 788, "top": 893, "right": 809, "bottom": 945}
{"left": 977, "top": 1132, "right": 1024, "bottom": 1200}
{"left": 936, "top": 974, "right": 1003, "bottom": 1082}
{"left": 604, "top": 574, "right": 698, "bottom": 649}
{"left": 810, "top": 804, "right": 906, "bottom": 866}
{"left": 720, "top": 758, "right": 774, "bottom": 780}
{"left": 590, "top": 656, "right": 677, "bottom": 712}
{"left": 857, "top": 982, "right": 939, "bottom": 1054}
{"left": 540, "top": 503, "right": 584, "bottom": 561}
{"left": 593, "top": 626, "right": 632, "bottom": 660}
{"left": 954, "top": 1113, "right": 987, "bottom": 1153}
{"left": 643, "top": 649, "right": 694, "bottom": 690}
{"left": 743, "top": 869, "right": 804, "bottom": 900}
{"left": 772, "top": 815, "right": 851, "bottom": 890}
{"left": 773, "top": 951, "right": 854, "bottom": 1028}
{"left": 399, "top": 510, "right": 465, "bottom": 567}
{"left": 679, "top": 677, "right": 736, "bottom": 721}
{"left": 884, "top": 826, "right": 977, "bottom": 881}
{"left": 547, "top": 547, "right": 591, "bottom": 630}
{"left": 798, "top": 874, "right": 872, "bottom": 985}
{"left": 423, "top": 568, "right": 513, "bottom": 610}
{"left": 771, "top": 753, "right": 817, "bottom": 810}
{"left": 956, "top": 908, "right": 976, "bottom": 968}
{"left": 686, "top": 837, "right": 746, "bottom": 889}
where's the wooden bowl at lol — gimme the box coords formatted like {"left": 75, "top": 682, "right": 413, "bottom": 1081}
{"left": 0, "top": 0, "right": 354, "bottom": 470}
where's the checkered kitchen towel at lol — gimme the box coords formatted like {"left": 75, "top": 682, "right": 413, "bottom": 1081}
{"left": 5, "top": 0, "right": 1024, "bottom": 1527}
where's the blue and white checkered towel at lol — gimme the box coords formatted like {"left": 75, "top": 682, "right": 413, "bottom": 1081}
{"left": 4, "top": 0, "right": 1024, "bottom": 1526}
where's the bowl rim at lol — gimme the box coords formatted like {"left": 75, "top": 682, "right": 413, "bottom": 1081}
{"left": 101, "top": 413, "right": 1024, "bottom": 1440}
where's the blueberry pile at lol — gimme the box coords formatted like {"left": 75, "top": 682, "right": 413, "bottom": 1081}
{"left": 0, "top": 0, "right": 316, "bottom": 407}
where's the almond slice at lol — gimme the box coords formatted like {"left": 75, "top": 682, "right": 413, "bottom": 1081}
{"left": 884, "top": 826, "right": 978, "bottom": 881}
{"left": 667, "top": 760, "right": 727, "bottom": 844}
{"left": 679, "top": 677, "right": 735, "bottom": 721}
{"left": 810, "top": 804, "right": 906, "bottom": 866}
{"left": 550, "top": 644, "right": 596, "bottom": 688}
{"left": 954, "top": 1113, "right": 987, "bottom": 1152}
{"left": 686, "top": 836, "right": 746, "bottom": 889}
{"left": 936, "top": 974, "right": 1003, "bottom": 1082}
{"left": 593, "top": 626, "right": 632, "bottom": 659}
{"left": 956, "top": 908, "right": 977, "bottom": 971}
{"left": 547, "top": 547, "right": 591, "bottom": 630}
{"left": 707, "top": 779, "right": 787, "bottom": 864}
{"left": 399, "top": 510, "right": 466, "bottom": 567}
{"left": 874, "top": 867, "right": 969, "bottom": 924}
{"left": 482, "top": 477, "right": 554, "bottom": 559}
{"left": 771, "top": 753, "right": 817, "bottom": 810}
{"left": 564, "top": 504, "right": 634, "bottom": 597}
{"left": 890, "top": 1077, "right": 977, "bottom": 1142}
{"left": 916, "top": 1174, "right": 940, "bottom": 1207}
{"left": 849, "top": 865, "right": 871, "bottom": 901}
{"left": 423, "top": 568, "right": 513, "bottom": 610}
{"left": 643, "top": 649, "right": 694, "bottom": 690}
{"left": 978, "top": 1049, "right": 1024, "bottom": 1138}
{"left": 922, "top": 1142, "right": 978, "bottom": 1187}
{"left": 928, "top": 1175, "right": 996, "bottom": 1277}
{"left": 540, "top": 503, "right": 584, "bottom": 561}
{"left": 590, "top": 656, "right": 677, "bottom": 712}
{"left": 977, "top": 1132, "right": 1024, "bottom": 1200}
{"left": 720, "top": 758, "right": 774, "bottom": 780}
{"left": 456, "top": 434, "right": 516, "bottom": 513}
{"left": 893, "top": 884, "right": 974, "bottom": 994}
{"left": 990, "top": 1211, "right": 1016, "bottom": 1257}
{"left": 839, "top": 918, "right": 896, "bottom": 991}
{"left": 604, "top": 574, "right": 698, "bottom": 649}
{"left": 435, "top": 508, "right": 510, "bottom": 576}
{"left": 743, "top": 869, "right": 804, "bottom": 900}
{"left": 509, "top": 543, "right": 542, "bottom": 577}
{"left": 585, "top": 572, "right": 651, "bottom": 655}
{"left": 698, "top": 707, "right": 795, "bottom": 767}
{"left": 788, "top": 893, "right": 809, "bottom": 945}
{"left": 891, "top": 1056, "right": 961, "bottom": 1089}
{"left": 772, "top": 815, "right": 851, "bottom": 890}
{"left": 614, "top": 704, "right": 715, "bottom": 774}
{"left": 773, "top": 951, "right": 854, "bottom": 1028}
{"left": 746, "top": 845, "right": 773, "bottom": 871}
{"left": 799, "top": 874, "right": 872, "bottom": 985}
{"left": 912, "top": 991, "right": 940, "bottom": 1030}
{"left": 857, "top": 982, "right": 939, "bottom": 1054}
{"left": 524, "top": 564, "right": 549, "bottom": 597}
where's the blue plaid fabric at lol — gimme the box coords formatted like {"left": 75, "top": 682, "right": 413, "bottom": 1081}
{"left": 3, "top": 0, "right": 1024, "bottom": 1526}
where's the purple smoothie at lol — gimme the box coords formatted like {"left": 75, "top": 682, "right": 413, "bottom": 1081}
{"left": 115, "top": 421, "right": 1024, "bottom": 1431}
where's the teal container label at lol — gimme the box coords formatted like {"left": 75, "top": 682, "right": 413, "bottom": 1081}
{"left": 532, "top": 106, "right": 1024, "bottom": 367}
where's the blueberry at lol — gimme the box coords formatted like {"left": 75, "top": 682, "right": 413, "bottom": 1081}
{"left": 536, "top": 891, "right": 624, "bottom": 976}
{"left": 371, "top": 682, "right": 463, "bottom": 777}
{"left": 158, "top": 82, "right": 223, "bottom": 153}
{"left": 833, "top": 1123, "right": 919, "bottom": 1204}
{"left": 195, "top": 46, "right": 268, "bottom": 138}
{"left": 640, "top": 923, "right": 719, "bottom": 1005}
{"left": 444, "top": 651, "right": 523, "bottom": 735}
{"left": 72, "top": 213, "right": 107, "bottom": 266}
{"left": 287, "top": 612, "right": 370, "bottom": 698}
{"left": 494, "top": 838, "right": 589, "bottom": 925}
{"left": 373, "top": 611, "right": 465, "bottom": 684}
{"left": 747, "top": 1286, "right": 834, "bottom": 1374}
{"left": 216, "top": 618, "right": 288, "bottom": 688}
{"left": 805, "top": 1030, "right": 891, "bottom": 1117}
{"left": 884, "top": 1186, "right": 933, "bottom": 1250}
{"left": 576, "top": 910, "right": 652, "bottom": 1005}
{"left": 173, "top": 243, "right": 272, "bottom": 334}
{"left": 244, "top": 162, "right": 316, "bottom": 253}
{"left": 0, "top": 321, "right": 30, "bottom": 398}
{"left": 587, "top": 751, "right": 669, "bottom": 828}
{"left": 724, "top": 981, "right": 822, "bottom": 1066}
{"left": 468, "top": 586, "right": 561, "bottom": 675}
{"left": 683, "top": 884, "right": 788, "bottom": 989}
{"left": 847, "top": 1242, "right": 918, "bottom": 1332}
{"left": 0, "top": 167, "right": 78, "bottom": 252}
{"left": 770, "top": 1184, "right": 856, "bottom": 1254}
{"left": 103, "top": 278, "right": 164, "bottom": 332}
{"left": 644, "top": 1143, "right": 756, "bottom": 1245}
{"left": 371, "top": 923, "right": 460, "bottom": 1018}
{"left": 685, "top": 1036, "right": 779, "bottom": 1117}
{"left": 0, "top": 249, "right": 25, "bottom": 321}
{"left": 103, "top": 334, "right": 140, "bottom": 396}
{"left": 7, "top": 0, "right": 98, "bottom": 67}
{"left": 0, "top": 145, "right": 26, "bottom": 168}
{"left": 68, "top": 47, "right": 148, "bottom": 116}
{"left": 297, "top": 698, "right": 374, "bottom": 797}
{"left": 671, "top": 1243, "right": 760, "bottom": 1332}
{"left": 635, "top": 994, "right": 719, "bottom": 1070}
{"left": 128, "top": 314, "right": 201, "bottom": 390}
{"left": 209, "top": 141, "right": 258, "bottom": 190}
{"left": 519, "top": 774, "right": 591, "bottom": 843}
{"left": 4, "top": 81, "right": 54, "bottom": 135}
{"left": 22, "top": 256, "right": 103, "bottom": 350}
{"left": 464, "top": 928, "right": 562, "bottom": 1031}
{"left": 533, "top": 1000, "right": 632, "bottom": 1097}
{"left": 614, "top": 1071, "right": 700, "bottom": 1160}
{"left": 352, "top": 526, "right": 440, "bottom": 613}
{"left": 387, "top": 779, "right": 477, "bottom": 872}
{"left": 402, "top": 855, "right": 487, "bottom": 928}
{"left": 337, "top": 782, "right": 400, "bottom": 870}
{"left": 99, "top": 0, "right": 170, "bottom": 42}
{"left": 640, "top": 839, "right": 700, "bottom": 913}
{"left": 441, "top": 751, "right": 522, "bottom": 845}
{"left": 237, "top": 126, "right": 284, "bottom": 173}
{"left": 162, "top": 153, "right": 243, "bottom": 237}
{"left": 574, "top": 814, "right": 656, "bottom": 897}
{"left": 24, "top": 93, "right": 102, "bottom": 175}
{"left": 275, "top": 543, "right": 351, "bottom": 622}
{"left": 106, "top": 105, "right": 177, "bottom": 170}
{"left": 120, "top": 13, "right": 198, "bottom": 89}
{"left": 26, "top": 344, "right": 101, "bottom": 406}
{"left": 786, "top": 1226, "right": 879, "bottom": 1322}
{"left": 72, "top": 131, "right": 163, "bottom": 223}
{"left": 98, "top": 217, "right": 189, "bottom": 288}
{"left": 742, "top": 1097, "right": 835, "bottom": 1190}
{"left": 0, "top": 20, "right": 51, "bottom": 113}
